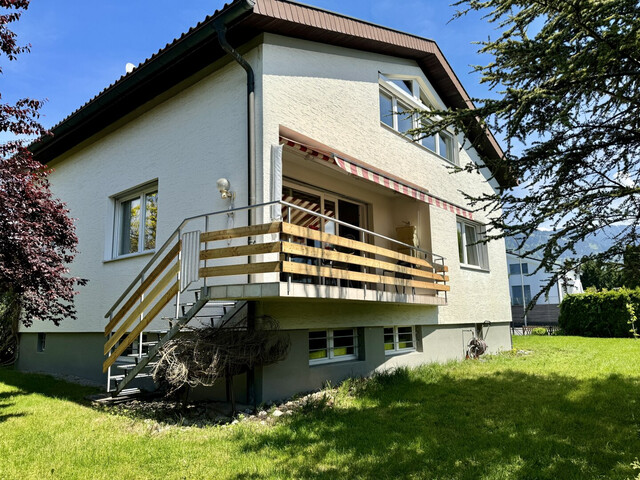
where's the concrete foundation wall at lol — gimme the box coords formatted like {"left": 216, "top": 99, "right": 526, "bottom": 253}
{"left": 259, "top": 322, "right": 511, "bottom": 402}
{"left": 17, "top": 322, "right": 511, "bottom": 403}
{"left": 17, "top": 333, "right": 107, "bottom": 385}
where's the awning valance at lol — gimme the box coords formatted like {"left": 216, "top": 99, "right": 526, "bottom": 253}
{"left": 280, "top": 136, "right": 474, "bottom": 220}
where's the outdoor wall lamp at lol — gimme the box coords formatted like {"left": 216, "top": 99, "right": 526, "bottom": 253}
{"left": 216, "top": 178, "right": 235, "bottom": 200}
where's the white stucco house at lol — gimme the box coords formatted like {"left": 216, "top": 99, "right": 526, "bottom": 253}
{"left": 20, "top": 0, "right": 513, "bottom": 402}
{"left": 507, "top": 251, "right": 584, "bottom": 326}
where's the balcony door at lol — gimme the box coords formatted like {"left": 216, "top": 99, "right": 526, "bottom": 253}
{"left": 282, "top": 184, "right": 365, "bottom": 287}
{"left": 281, "top": 184, "right": 365, "bottom": 236}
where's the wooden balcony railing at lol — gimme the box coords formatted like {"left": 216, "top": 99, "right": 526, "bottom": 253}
{"left": 104, "top": 201, "right": 450, "bottom": 374}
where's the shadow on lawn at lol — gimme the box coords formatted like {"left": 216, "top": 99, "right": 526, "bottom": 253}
{"left": 0, "top": 409, "right": 26, "bottom": 423}
{"left": 0, "top": 367, "right": 100, "bottom": 408}
{"left": 237, "top": 369, "right": 640, "bottom": 480}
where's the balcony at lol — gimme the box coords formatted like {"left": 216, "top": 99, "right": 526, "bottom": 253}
{"left": 103, "top": 201, "right": 450, "bottom": 391}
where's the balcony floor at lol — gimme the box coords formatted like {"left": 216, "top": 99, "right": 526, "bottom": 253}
{"left": 206, "top": 282, "right": 447, "bottom": 306}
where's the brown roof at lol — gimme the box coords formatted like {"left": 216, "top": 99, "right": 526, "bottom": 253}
{"left": 31, "top": 0, "right": 511, "bottom": 185}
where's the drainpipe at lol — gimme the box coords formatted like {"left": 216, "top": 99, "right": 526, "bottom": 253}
{"left": 212, "top": 0, "right": 257, "bottom": 407}
{"left": 212, "top": 0, "right": 257, "bottom": 231}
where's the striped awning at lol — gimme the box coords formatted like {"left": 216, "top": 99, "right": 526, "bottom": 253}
{"left": 280, "top": 136, "right": 474, "bottom": 220}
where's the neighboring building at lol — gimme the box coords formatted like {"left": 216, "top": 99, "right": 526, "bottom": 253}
{"left": 20, "top": 0, "right": 513, "bottom": 402}
{"left": 507, "top": 252, "right": 583, "bottom": 326}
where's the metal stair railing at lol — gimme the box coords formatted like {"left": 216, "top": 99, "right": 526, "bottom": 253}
{"left": 111, "top": 291, "right": 208, "bottom": 396}
{"left": 111, "top": 296, "right": 248, "bottom": 395}
{"left": 103, "top": 201, "right": 281, "bottom": 392}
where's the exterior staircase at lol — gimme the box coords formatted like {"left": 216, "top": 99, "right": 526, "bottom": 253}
{"left": 107, "top": 292, "right": 246, "bottom": 396}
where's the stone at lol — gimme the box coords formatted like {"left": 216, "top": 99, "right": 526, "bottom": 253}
{"left": 272, "top": 409, "right": 284, "bottom": 417}
{"left": 258, "top": 410, "right": 267, "bottom": 417}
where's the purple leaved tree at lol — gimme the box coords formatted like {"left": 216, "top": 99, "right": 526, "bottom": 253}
{"left": 0, "top": 0, "right": 86, "bottom": 365}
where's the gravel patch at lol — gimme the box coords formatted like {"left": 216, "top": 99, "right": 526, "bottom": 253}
{"left": 93, "top": 389, "right": 338, "bottom": 429}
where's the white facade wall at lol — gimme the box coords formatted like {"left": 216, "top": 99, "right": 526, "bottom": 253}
{"left": 28, "top": 50, "right": 263, "bottom": 333}
{"left": 26, "top": 33, "right": 511, "bottom": 335}
{"left": 261, "top": 34, "right": 511, "bottom": 326}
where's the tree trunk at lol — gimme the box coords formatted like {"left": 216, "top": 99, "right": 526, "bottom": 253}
{"left": 0, "top": 290, "right": 21, "bottom": 366}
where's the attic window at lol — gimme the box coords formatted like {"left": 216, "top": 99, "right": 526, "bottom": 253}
{"left": 379, "top": 74, "right": 458, "bottom": 165}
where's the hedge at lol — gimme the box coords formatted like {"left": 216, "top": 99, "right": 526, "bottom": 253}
{"left": 558, "top": 288, "right": 640, "bottom": 338}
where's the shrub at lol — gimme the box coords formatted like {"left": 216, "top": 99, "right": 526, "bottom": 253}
{"left": 559, "top": 288, "right": 640, "bottom": 337}
{"left": 531, "top": 327, "right": 547, "bottom": 336}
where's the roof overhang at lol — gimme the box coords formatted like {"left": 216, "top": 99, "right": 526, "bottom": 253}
{"left": 30, "top": 0, "right": 513, "bottom": 186}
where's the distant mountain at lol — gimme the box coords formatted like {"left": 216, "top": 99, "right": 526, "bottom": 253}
{"left": 505, "top": 225, "right": 626, "bottom": 261}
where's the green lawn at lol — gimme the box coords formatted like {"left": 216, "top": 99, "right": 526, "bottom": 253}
{"left": 2, "top": 336, "right": 640, "bottom": 479}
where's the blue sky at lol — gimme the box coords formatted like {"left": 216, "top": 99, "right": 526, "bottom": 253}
{"left": 3, "top": 0, "right": 499, "bottom": 130}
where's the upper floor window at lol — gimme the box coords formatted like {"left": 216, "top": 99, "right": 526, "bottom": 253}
{"left": 457, "top": 218, "right": 489, "bottom": 270}
{"left": 379, "top": 74, "right": 457, "bottom": 164}
{"left": 509, "top": 262, "right": 529, "bottom": 275}
{"left": 112, "top": 182, "right": 158, "bottom": 258}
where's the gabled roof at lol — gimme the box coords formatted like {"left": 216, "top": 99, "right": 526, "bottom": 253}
{"left": 31, "top": 0, "right": 512, "bottom": 186}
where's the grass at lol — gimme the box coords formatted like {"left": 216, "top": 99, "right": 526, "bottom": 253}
{"left": 1, "top": 336, "right": 640, "bottom": 479}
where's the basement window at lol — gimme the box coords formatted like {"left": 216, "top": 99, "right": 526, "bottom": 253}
{"left": 384, "top": 326, "right": 416, "bottom": 355}
{"left": 112, "top": 182, "right": 158, "bottom": 259}
{"left": 37, "top": 333, "right": 46, "bottom": 353}
{"left": 309, "top": 329, "right": 358, "bottom": 365}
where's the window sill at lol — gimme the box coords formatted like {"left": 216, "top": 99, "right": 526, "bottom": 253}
{"left": 460, "top": 264, "right": 490, "bottom": 273}
{"left": 309, "top": 356, "right": 360, "bottom": 367}
{"left": 104, "top": 250, "right": 156, "bottom": 264}
{"left": 384, "top": 348, "right": 417, "bottom": 357}
{"left": 380, "top": 122, "right": 458, "bottom": 166}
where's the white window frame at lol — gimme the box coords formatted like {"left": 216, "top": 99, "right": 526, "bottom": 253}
{"left": 309, "top": 328, "right": 358, "bottom": 365}
{"left": 457, "top": 218, "right": 489, "bottom": 270}
{"left": 384, "top": 326, "right": 416, "bottom": 355}
{"left": 378, "top": 74, "right": 458, "bottom": 165}
{"left": 111, "top": 182, "right": 158, "bottom": 260}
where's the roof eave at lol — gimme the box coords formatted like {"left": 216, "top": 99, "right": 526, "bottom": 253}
{"left": 31, "top": 0, "right": 514, "bottom": 186}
